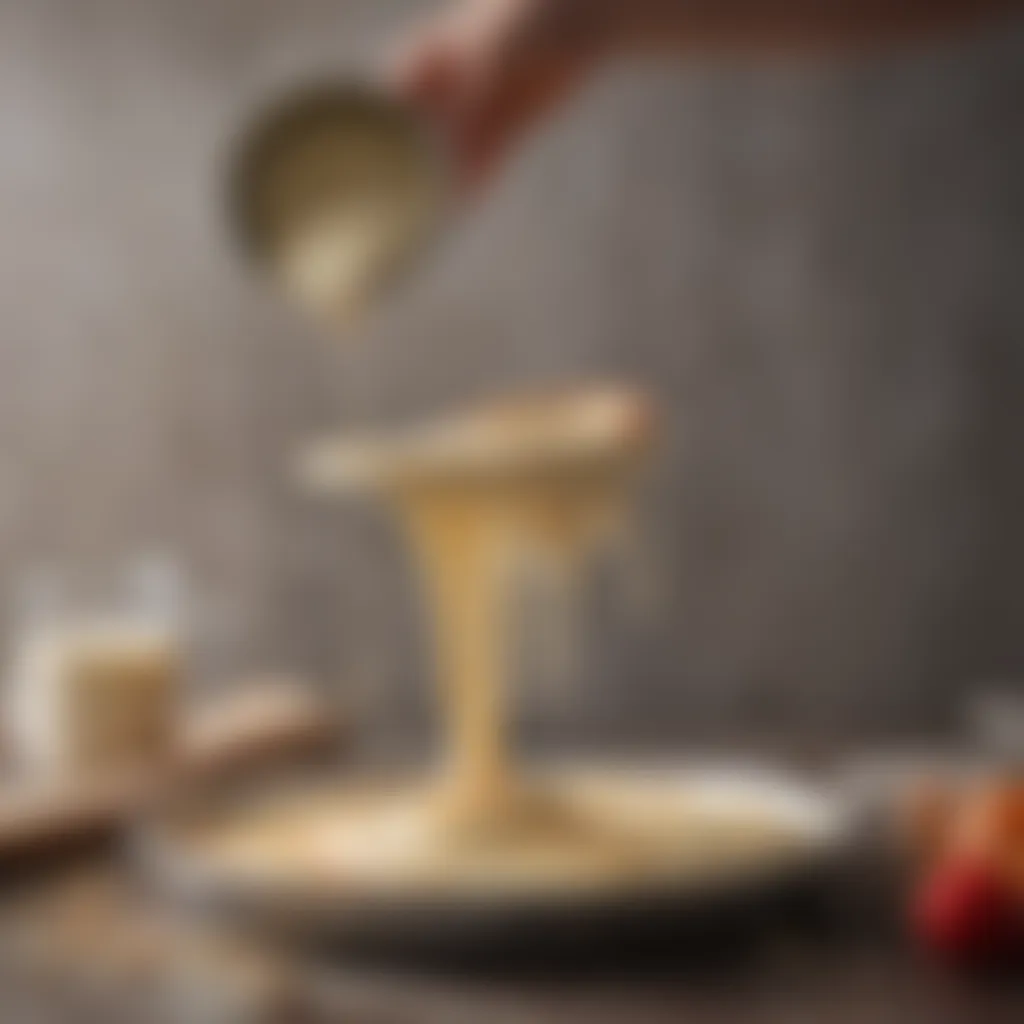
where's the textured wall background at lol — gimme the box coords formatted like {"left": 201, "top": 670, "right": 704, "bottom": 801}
{"left": 0, "top": 0, "right": 1022, "bottom": 745}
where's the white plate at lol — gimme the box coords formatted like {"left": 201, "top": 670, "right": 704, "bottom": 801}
{"left": 141, "top": 763, "right": 849, "bottom": 959}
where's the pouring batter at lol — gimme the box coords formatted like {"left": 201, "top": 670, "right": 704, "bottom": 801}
{"left": 190, "top": 388, "right": 814, "bottom": 899}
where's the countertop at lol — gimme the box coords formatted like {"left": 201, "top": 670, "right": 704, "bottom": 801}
{"left": 0, "top": 838, "right": 1020, "bottom": 1024}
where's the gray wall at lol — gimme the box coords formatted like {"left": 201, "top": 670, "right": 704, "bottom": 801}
{"left": 1, "top": 0, "right": 1023, "bottom": 744}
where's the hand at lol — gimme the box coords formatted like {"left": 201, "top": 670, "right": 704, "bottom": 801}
{"left": 387, "top": 0, "right": 1013, "bottom": 187}
{"left": 389, "top": 0, "right": 615, "bottom": 188}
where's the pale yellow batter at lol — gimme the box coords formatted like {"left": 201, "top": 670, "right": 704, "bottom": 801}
{"left": 191, "top": 388, "right": 810, "bottom": 899}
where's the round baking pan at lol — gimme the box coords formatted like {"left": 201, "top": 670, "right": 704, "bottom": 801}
{"left": 139, "top": 762, "right": 848, "bottom": 967}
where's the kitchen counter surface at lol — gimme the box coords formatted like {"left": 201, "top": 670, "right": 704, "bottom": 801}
{"left": 0, "top": 846, "right": 1020, "bottom": 1024}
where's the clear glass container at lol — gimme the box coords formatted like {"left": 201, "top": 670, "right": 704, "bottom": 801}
{"left": 7, "top": 556, "right": 187, "bottom": 780}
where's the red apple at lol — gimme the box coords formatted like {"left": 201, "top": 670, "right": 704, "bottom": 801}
{"left": 912, "top": 855, "right": 1020, "bottom": 964}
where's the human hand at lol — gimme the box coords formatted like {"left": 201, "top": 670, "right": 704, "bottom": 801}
{"left": 387, "top": 0, "right": 1019, "bottom": 185}
{"left": 389, "top": 0, "right": 617, "bottom": 188}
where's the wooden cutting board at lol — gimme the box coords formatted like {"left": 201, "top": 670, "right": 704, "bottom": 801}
{"left": 0, "top": 682, "right": 346, "bottom": 864}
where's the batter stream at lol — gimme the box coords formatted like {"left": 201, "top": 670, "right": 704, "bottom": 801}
{"left": 192, "top": 388, "right": 807, "bottom": 898}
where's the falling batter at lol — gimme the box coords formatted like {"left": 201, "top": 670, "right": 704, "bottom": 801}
{"left": 186, "top": 387, "right": 811, "bottom": 900}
